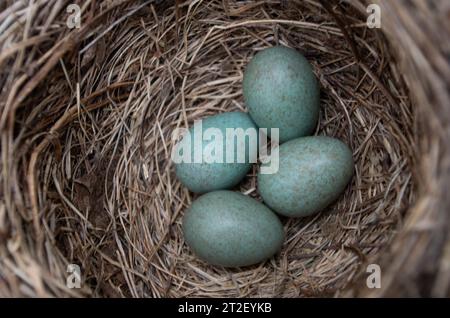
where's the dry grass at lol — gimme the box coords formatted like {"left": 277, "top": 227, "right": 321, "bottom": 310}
{"left": 0, "top": 0, "right": 448, "bottom": 297}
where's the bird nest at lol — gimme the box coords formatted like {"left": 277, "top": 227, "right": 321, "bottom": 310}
{"left": 0, "top": 0, "right": 449, "bottom": 297}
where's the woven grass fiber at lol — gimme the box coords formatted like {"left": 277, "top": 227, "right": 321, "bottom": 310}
{"left": 0, "top": 0, "right": 449, "bottom": 297}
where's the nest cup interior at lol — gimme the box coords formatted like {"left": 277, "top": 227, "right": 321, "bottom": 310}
{"left": 10, "top": 1, "right": 416, "bottom": 297}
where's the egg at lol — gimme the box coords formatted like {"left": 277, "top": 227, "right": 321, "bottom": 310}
{"left": 182, "top": 190, "right": 284, "bottom": 267}
{"left": 258, "top": 136, "right": 353, "bottom": 217}
{"left": 243, "top": 46, "right": 320, "bottom": 143}
{"left": 174, "top": 112, "right": 258, "bottom": 193}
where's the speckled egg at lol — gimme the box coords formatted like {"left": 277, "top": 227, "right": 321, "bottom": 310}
{"left": 183, "top": 191, "right": 284, "bottom": 267}
{"left": 258, "top": 136, "right": 353, "bottom": 217}
{"left": 174, "top": 112, "right": 258, "bottom": 193}
{"left": 243, "top": 46, "right": 320, "bottom": 143}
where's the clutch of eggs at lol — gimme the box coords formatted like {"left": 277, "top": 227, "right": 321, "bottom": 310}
{"left": 174, "top": 46, "right": 354, "bottom": 268}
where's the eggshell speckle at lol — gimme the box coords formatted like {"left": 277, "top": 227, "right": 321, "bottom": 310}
{"left": 258, "top": 136, "right": 353, "bottom": 217}
{"left": 183, "top": 191, "right": 285, "bottom": 267}
{"left": 175, "top": 112, "right": 258, "bottom": 193}
{"left": 243, "top": 46, "right": 320, "bottom": 143}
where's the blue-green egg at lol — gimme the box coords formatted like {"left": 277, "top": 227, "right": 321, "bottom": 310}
{"left": 258, "top": 136, "right": 354, "bottom": 217}
{"left": 182, "top": 191, "right": 284, "bottom": 267}
{"left": 174, "top": 112, "right": 258, "bottom": 193}
{"left": 243, "top": 46, "right": 320, "bottom": 143}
